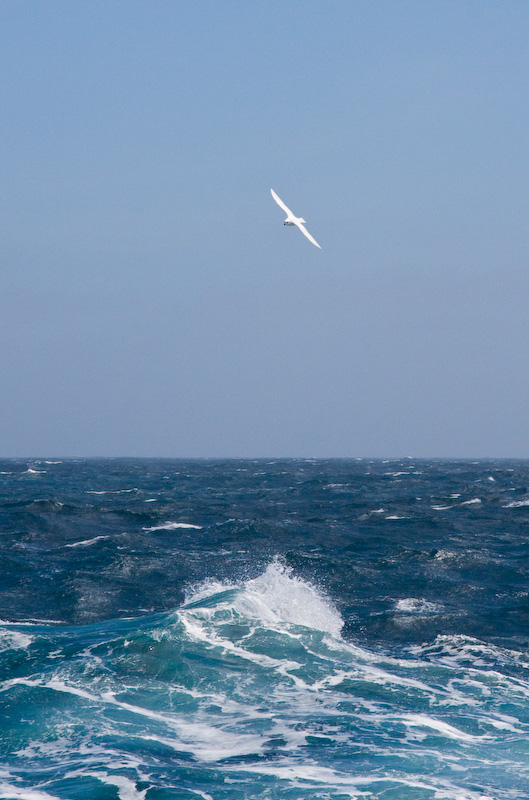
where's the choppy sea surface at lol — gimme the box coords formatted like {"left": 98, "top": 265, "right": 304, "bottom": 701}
{"left": 2, "top": 459, "right": 529, "bottom": 800}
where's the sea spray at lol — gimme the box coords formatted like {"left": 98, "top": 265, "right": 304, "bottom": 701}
{"left": 183, "top": 558, "right": 343, "bottom": 637}
{"left": 2, "top": 458, "right": 529, "bottom": 798}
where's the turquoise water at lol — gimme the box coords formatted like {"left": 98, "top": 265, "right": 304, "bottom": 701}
{"left": 1, "top": 459, "right": 529, "bottom": 799}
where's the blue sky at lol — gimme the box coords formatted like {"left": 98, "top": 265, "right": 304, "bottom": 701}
{"left": 2, "top": 1, "right": 529, "bottom": 457}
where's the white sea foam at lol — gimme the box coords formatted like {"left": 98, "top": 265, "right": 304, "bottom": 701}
{"left": 79, "top": 773, "right": 147, "bottom": 800}
{"left": 1, "top": 617, "right": 62, "bottom": 626}
{"left": 184, "top": 560, "right": 343, "bottom": 638}
{"left": 504, "top": 498, "right": 529, "bottom": 508}
{"left": 178, "top": 606, "right": 304, "bottom": 676}
{"left": 5, "top": 550, "right": 528, "bottom": 800}
{"left": 6, "top": 604, "right": 527, "bottom": 800}
{"left": 434, "top": 549, "right": 457, "bottom": 561}
{"left": 230, "top": 764, "right": 495, "bottom": 800}
{"left": 64, "top": 536, "right": 109, "bottom": 548}
{"left": 0, "top": 783, "right": 62, "bottom": 800}
{"left": 460, "top": 498, "right": 482, "bottom": 506}
{"left": 395, "top": 598, "right": 443, "bottom": 615}
{"left": 396, "top": 712, "right": 484, "bottom": 742}
{"left": 236, "top": 561, "right": 343, "bottom": 636}
{"left": 188, "top": 792, "right": 214, "bottom": 800}
{"left": 10, "top": 677, "right": 266, "bottom": 763}
{"left": 0, "top": 629, "right": 33, "bottom": 652}
{"left": 412, "top": 634, "right": 529, "bottom": 672}
{"left": 332, "top": 661, "right": 445, "bottom": 699}
{"left": 86, "top": 489, "right": 138, "bottom": 495}
{"left": 143, "top": 522, "right": 202, "bottom": 532}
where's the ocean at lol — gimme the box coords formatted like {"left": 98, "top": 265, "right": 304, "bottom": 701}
{"left": 1, "top": 458, "right": 529, "bottom": 800}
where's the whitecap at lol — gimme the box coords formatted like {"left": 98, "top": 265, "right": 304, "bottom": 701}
{"left": 235, "top": 561, "right": 343, "bottom": 636}
{"left": 142, "top": 522, "right": 202, "bottom": 532}
{"left": 434, "top": 549, "right": 457, "bottom": 561}
{"left": 410, "top": 634, "right": 529, "bottom": 673}
{"left": 0, "top": 629, "right": 33, "bottom": 652}
{"left": 64, "top": 536, "right": 109, "bottom": 548}
{"left": 460, "top": 498, "right": 482, "bottom": 506}
{"left": 395, "top": 598, "right": 443, "bottom": 615}
{"left": 504, "top": 499, "right": 529, "bottom": 508}
{"left": 183, "top": 559, "right": 343, "bottom": 639}
{"left": 86, "top": 489, "right": 138, "bottom": 495}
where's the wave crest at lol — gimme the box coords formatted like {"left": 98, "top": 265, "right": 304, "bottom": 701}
{"left": 183, "top": 559, "right": 343, "bottom": 638}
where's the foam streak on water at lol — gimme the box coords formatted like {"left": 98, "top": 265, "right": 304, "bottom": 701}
{"left": 0, "top": 561, "right": 527, "bottom": 799}
{"left": 2, "top": 459, "right": 529, "bottom": 798}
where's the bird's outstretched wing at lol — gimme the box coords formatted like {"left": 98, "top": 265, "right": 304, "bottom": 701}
{"left": 271, "top": 187, "right": 322, "bottom": 248}
{"left": 295, "top": 221, "right": 321, "bottom": 249}
{"left": 270, "top": 188, "right": 293, "bottom": 217}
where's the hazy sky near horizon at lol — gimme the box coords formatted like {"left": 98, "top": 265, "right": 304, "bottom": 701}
{"left": 2, "top": 1, "right": 529, "bottom": 458}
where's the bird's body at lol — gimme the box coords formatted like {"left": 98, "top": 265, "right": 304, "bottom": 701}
{"left": 270, "top": 188, "right": 321, "bottom": 249}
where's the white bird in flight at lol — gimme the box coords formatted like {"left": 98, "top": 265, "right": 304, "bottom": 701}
{"left": 270, "top": 188, "right": 321, "bottom": 249}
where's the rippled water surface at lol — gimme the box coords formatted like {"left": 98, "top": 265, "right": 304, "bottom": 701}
{"left": 1, "top": 458, "right": 529, "bottom": 799}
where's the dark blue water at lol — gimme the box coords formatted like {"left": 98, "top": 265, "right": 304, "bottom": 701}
{"left": 1, "top": 459, "right": 529, "bottom": 799}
